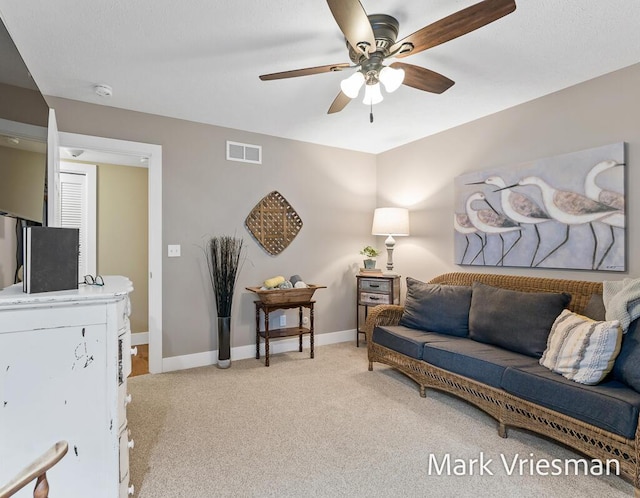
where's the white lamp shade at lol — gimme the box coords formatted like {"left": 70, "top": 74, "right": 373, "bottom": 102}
{"left": 379, "top": 66, "right": 405, "bottom": 93}
{"left": 340, "top": 71, "right": 365, "bottom": 98}
{"left": 371, "top": 207, "right": 410, "bottom": 236}
{"left": 362, "top": 82, "right": 383, "bottom": 105}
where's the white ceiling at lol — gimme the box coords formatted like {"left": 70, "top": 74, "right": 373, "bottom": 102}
{"left": 1, "top": 0, "right": 639, "bottom": 154}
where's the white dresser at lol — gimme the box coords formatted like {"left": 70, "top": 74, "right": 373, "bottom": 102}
{"left": 0, "top": 276, "right": 136, "bottom": 497}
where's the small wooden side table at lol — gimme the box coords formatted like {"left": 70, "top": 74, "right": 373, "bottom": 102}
{"left": 356, "top": 274, "right": 400, "bottom": 347}
{"left": 254, "top": 300, "right": 315, "bottom": 367}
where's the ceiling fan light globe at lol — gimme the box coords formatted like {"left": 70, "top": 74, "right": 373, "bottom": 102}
{"left": 362, "top": 83, "right": 383, "bottom": 106}
{"left": 379, "top": 66, "right": 405, "bottom": 93}
{"left": 340, "top": 71, "right": 365, "bottom": 98}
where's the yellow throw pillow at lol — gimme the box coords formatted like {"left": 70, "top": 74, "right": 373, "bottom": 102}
{"left": 540, "top": 309, "right": 622, "bottom": 385}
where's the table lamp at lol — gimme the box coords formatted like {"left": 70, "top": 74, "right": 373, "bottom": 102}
{"left": 371, "top": 207, "right": 410, "bottom": 273}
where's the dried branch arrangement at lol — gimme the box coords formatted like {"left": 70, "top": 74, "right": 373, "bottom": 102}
{"left": 205, "top": 236, "right": 244, "bottom": 317}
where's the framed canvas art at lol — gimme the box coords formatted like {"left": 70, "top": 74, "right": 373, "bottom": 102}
{"left": 454, "top": 143, "right": 625, "bottom": 271}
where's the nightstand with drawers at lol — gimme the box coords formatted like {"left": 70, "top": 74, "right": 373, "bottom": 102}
{"left": 356, "top": 274, "right": 400, "bottom": 347}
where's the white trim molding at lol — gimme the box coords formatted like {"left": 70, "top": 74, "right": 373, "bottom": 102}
{"left": 131, "top": 332, "right": 149, "bottom": 346}
{"left": 162, "top": 329, "right": 355, "bottom": 372}
{"left": 57, "top": 130, "right": 163, "bottom": 374}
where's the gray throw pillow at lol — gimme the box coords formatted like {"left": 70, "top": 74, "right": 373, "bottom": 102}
{"left": 612, "top": 319, "right": 640, "bottom": 391}
{"left": 398, "top": 277, "right": 472, "bottom": 337}
{"left": 582, "top": 293, "right": 606, "bottom": 321}
{"left": 468, "top": 281, "right": 571, "bottom": 358}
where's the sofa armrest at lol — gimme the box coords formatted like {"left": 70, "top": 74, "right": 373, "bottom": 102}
{"left": 364, "top": 305, "right": 405, "bottom": 343}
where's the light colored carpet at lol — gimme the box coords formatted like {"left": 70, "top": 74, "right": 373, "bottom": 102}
{"left": 128, "top": 342, "right": 633, "bottom": 497}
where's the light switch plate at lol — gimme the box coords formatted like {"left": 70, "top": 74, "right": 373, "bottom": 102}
{"left": 168, "top": 244, "right": 181, "bottom": 257}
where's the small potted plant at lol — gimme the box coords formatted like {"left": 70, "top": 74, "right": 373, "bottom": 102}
{"left": 360, "top": 245, "right": 381, "bottom": 269}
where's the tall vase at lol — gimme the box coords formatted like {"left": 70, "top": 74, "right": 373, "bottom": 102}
{"left": 217, "top": 316, "right": 231, "bottom": 369}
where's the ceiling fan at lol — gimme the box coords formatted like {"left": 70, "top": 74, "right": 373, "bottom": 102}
{"left": 259, "top": 0, "right": 517, "bottom": 118}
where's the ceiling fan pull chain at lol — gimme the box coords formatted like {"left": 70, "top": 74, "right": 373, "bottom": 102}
{"left": 369, "top": 102, "right": 374, "bottom": 123}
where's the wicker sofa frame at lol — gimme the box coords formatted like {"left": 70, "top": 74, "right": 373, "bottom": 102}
{"left": 365, "top": 272, "right": 640, "bottom": 493}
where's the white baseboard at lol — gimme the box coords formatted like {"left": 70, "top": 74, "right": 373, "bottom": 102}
{"left": 131, "top": 332, "right": 149, "bottom": 346}
{"left": 162, "top": 329, "right": 356, "bottom": 373}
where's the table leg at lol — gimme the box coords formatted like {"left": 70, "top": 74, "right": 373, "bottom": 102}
{"left": 265, "top": 310, "right": 270, "bottom": 367}
{"left": 298, "top": 306, "right": 303, "bottom": 352}
{"left": 356, "top": 305, "right": 359, "bottom": 348}
{"left": 255, "top": 305, "right": 260, "bottom": 360}
{"left": 310, "top": 303, "right": 315, "bottom": 359}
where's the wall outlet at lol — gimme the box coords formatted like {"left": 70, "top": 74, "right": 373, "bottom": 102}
{"left": 168, "top": 244, "right": 181, "bottom": 257}
{"left": 279, "top": 315, "right": 286, "bottom": 327}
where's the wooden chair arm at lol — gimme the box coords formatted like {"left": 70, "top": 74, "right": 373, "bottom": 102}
{"left": 0, "top": 441, "right": 68, "bottom": 498}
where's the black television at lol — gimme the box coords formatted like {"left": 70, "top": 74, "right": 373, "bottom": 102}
{"left": 0, "top": 15, "right": 49, "bottom": 225}
{"left": 0, "top": 15, "right": 49, "bottom": 286}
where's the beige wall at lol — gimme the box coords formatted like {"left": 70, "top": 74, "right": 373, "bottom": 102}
{"left": 95, "top": 162, "right": 149, "bottom": 334}
{"left": 0, "top": 82, "right": 48, "bottom": 128}
{"left": 377, "top": 62, "right": 640, "bottom": 284}
{"left": 48, "top": 62, "right": 640, "bottom": 362}
{"left": 47, "top": 97, "right": 377, "bottom": 358}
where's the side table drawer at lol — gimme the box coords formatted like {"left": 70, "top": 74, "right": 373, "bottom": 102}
{"left": 360, "top": 292, "right": 390, "bottom": 305}
{"left": 359, "top": 279, "right": 391, "bottom": 293}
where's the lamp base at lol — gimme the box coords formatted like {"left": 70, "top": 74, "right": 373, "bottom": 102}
{"left": 385, "top": 235, "right": 396, "bottom": 273}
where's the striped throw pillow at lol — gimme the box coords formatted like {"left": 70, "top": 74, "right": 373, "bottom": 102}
{"left": 540, "top": 309, "right": 623, "bottom": 385}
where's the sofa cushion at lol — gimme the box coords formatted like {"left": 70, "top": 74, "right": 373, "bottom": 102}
{"left": 612, "top": 318, "right": 640, "bottom": 391}
{"left": 468, "top": 282, "right": 571, "bottom": 358}
{"left": 398, "top": 277, "right": 472, "bottom": 337}
{"left": 372, "top": 325, "right": 454, "bottom": 360}
{"left": 422, "top": 339, "right": 537, "bottom": 388}
{"left": 501, "top": 363, "right": 640, "bottom": 439}
{"left": 583, "top": 293, "right": 606, "bottom": 321}
{"left": 540, "top": 309, "right": 622, "bottom": 385}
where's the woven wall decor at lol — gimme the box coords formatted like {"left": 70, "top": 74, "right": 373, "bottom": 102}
{"left": 245, "top": 191, "right": 303, "bottom": 255}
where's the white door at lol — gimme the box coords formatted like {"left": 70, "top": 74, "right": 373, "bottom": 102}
{"left": 59, "top": 162, "right": 97, "bottom": 278}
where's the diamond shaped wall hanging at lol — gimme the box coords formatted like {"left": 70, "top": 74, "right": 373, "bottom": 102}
{"left": 245, "top": 191, "right": 303, "bottom": 255}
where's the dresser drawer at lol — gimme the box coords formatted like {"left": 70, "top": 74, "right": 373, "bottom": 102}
{"left": 117, "top": 382, "right": 131, "bottom": 431}
{"left": 119, "top": 426, "right": 132, "bottom": 490}
{"left": 359, "top": 279, "right": 391, "bottom": 293}
{"left": 119, "top": 331, "right": 133, "bottom": 380}
{"left": 360, "top": 292, "right": 391, "bottom": 305}
{"left": 116, "top": 297, "right": 130, "bottom": 331}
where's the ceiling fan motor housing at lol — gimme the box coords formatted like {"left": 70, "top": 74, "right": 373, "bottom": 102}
{"left": 348, "top": 14, "right": 399, "bottom": 63}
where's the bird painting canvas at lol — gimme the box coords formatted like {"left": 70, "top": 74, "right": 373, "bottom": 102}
{"left": 454, "top": 142, "right": 625, "bottom": 271}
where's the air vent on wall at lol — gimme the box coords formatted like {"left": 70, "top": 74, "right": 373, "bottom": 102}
{"left": 226, "top": 141, "right": 262, "bottom": 164}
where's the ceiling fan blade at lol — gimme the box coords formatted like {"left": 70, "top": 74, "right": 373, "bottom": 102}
{"left": 259, "top": 63, "right": 350, "bottom": 81}
{"left": 326, "top": 0, "right": 376, "bottom": 57}
{"left": 390, "top": 0, "right": 516, "bottom": 58}
{"left": 327, "top": 91, "right": 351, "bottom": 114}
{"left": 391, "top": 62, "right": 455, "bottom": 94}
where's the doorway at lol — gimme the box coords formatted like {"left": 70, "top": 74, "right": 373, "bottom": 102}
{"left": 58, "top": 132, "right": 162, "bottom": 373}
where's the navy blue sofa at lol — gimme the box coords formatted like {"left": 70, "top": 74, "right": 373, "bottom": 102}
{"left": 366, "top": 272, "right": 640, "bottom": 492}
